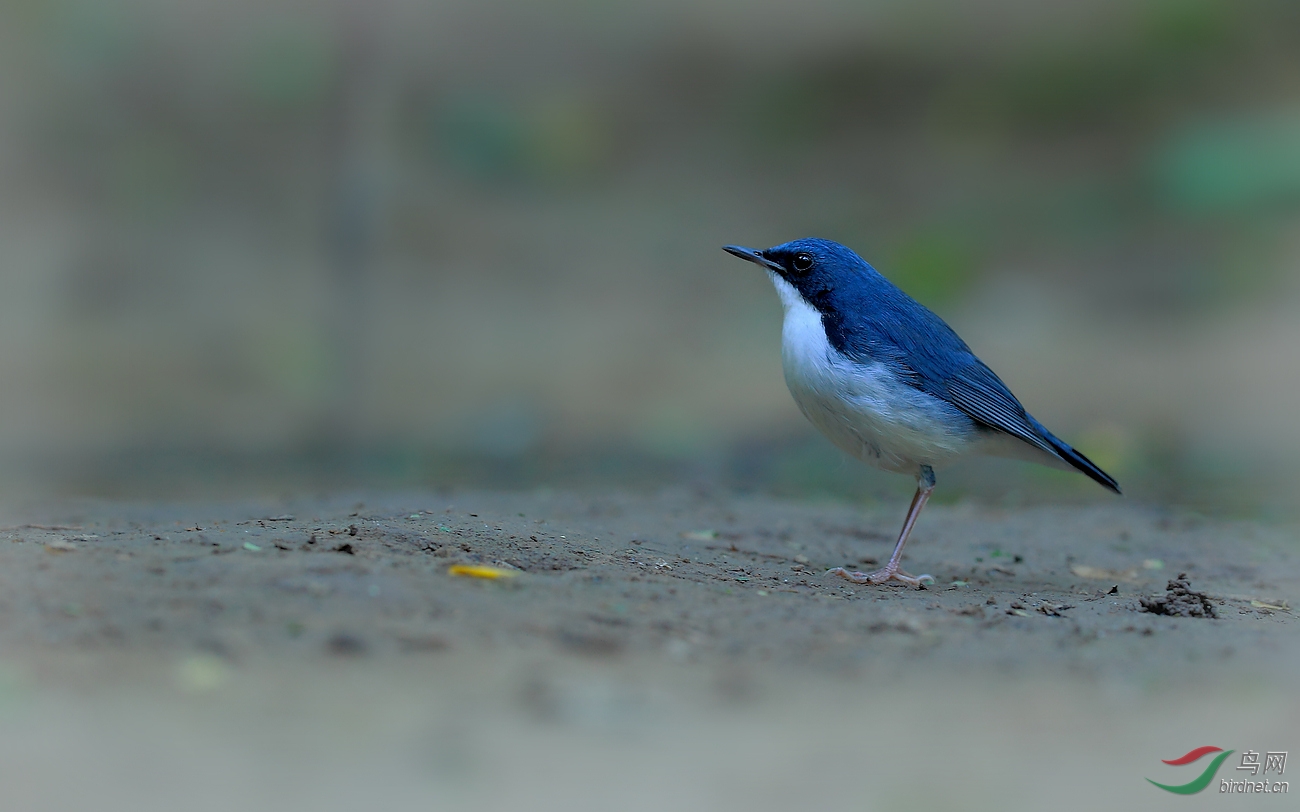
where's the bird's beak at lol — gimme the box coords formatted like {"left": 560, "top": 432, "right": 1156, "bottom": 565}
{"left": 723, "top": 245, "right": 783, "bottom": 273}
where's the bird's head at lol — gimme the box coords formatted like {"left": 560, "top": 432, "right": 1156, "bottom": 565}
{"left": 722, "top": 238, "right": 873, "bottom": 312}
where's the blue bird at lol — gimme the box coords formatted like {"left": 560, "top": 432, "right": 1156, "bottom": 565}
{"left": 724, "top": 238, "right": 1120, "bottom": 588}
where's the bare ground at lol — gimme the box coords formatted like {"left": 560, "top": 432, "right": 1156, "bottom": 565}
{"left": 1, "top": 490, "right": 1296, "bottom": 811}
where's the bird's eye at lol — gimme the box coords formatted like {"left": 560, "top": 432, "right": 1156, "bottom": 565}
{"left": 792, "top": 253, "right": 814, "bottom": 273}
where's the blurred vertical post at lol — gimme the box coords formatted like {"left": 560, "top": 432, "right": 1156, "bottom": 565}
{"left": 318, "top": 1, "right": 384, "bottom": 452}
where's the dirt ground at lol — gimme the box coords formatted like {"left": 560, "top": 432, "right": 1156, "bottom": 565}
{"left": 1, "top": 489, "right": 1297, "bottom": 811}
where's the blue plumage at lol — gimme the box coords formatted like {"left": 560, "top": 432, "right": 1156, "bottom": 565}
{"left": 724, "top": 237, "right": 1120, "bottom": 587}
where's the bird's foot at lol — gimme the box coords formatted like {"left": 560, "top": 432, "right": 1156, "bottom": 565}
{"left": 827, "top": 565, "right": 934, "bottom": 589}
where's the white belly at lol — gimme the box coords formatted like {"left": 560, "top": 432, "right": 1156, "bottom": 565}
{"left": 771, "top": 273, "right": 979, "bottom": 476}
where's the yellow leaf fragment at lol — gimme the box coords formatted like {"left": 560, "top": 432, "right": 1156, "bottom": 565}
{"left": 447, "top": 564, "right": 517, "bottom": 580}
{"left": 1069, "top": 564, "right": 1139, "bottom": 581}
{"left": 1250, "top": 600, "right": 1290, "bottom": 612}
{"left": 175, "top": 655, "right": 230, "bottom": 694}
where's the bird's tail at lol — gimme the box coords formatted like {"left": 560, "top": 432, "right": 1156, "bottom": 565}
{"left": 1030, "top": 418, "right": 1122, "bottom": 494}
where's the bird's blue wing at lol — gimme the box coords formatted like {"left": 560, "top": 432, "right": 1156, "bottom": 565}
{"left": 942, "top": 363, "right": 1121, "bottom": 492}
{"left": 937, "top": 361, "right": 1057, "bottom": 455}
{"left": 828, "top": 286, "right": 1055, "bottom": 454}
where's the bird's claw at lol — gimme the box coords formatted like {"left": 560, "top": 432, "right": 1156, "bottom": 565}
{"left": 827, "top": 565, "right": 934, "bottom": 589}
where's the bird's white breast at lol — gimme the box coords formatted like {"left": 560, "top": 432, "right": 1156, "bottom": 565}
{"left": 768, "top": 272, "right": 978, "bottom": 476}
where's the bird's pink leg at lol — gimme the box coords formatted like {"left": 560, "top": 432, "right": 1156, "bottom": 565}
{"left": 829, "top": 474, "right": 935, "bottom": 588}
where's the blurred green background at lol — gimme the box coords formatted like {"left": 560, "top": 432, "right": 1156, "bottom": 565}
{"left": 2, "top": 0, "right": 1299, "bottom": 513}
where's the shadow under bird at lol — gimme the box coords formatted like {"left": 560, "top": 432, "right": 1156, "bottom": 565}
{"left": 724, "top": 238, "right": 1120, "bottom": 588}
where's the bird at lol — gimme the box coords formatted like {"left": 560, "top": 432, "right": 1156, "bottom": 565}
{"left": 723, "top": 238, "right": 1120, "bottom": 588}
